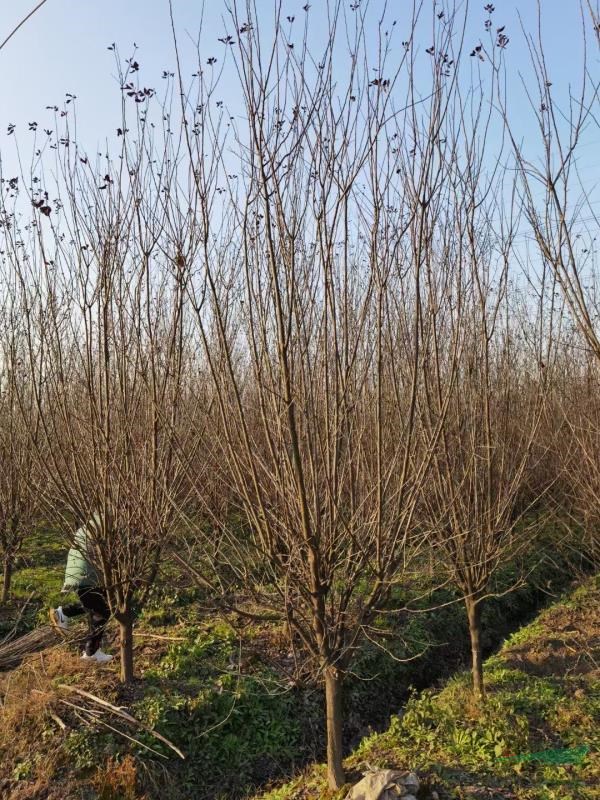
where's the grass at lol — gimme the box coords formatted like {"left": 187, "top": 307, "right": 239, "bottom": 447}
{"left": 256, "top": 575, "right": 600, "bottom": 800}
{"left": 0, "top": 524, "right": 70, "bottom": 637}
{"left": 0, "top": 525, "right": 596, "bottom": 799}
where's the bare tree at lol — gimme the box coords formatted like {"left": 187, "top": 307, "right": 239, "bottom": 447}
{"left": 420, "top": 246, "right": 547, "bottom": 699}
{"left": 552, "top": 349, "right": 600, "bottom": 567}
{"left": 167, "top": 0, "right": 469, "bottom": 787}
{"left": 410, "top": 24, "right": 554, "bottom": 697}
{"left": 1, "top": 76, "right": 193, "bottom": 680}
{"left": 504, "top": 3, "right": 600, "bottom": 571}
{"left": 506, "top": 7, "right": 600, "bottom": 359}
{"left": 0, "top": 285, "right": 40, "bottom": 603}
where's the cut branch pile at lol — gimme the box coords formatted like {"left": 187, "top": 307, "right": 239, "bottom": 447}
{"left": 52, "top": 684, "right": 185, "bottom": 760}
{"left": 0, "top": 625, "right": 61, "bottom": 671}
{"left": 0, "top": 591, "right": 35, "bottom": 648}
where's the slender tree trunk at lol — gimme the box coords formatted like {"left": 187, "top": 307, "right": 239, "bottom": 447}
{"left": 117, "top": 609, "right": 134, "bottom": 683}
{"left": 324, "top": 666, "right": 345, "bottom": 790}
{"left": 466, "top": 596, "right": 485, "bottom": 700}
{"left": 1, "top": 557, "right": 12, "bottom": 604}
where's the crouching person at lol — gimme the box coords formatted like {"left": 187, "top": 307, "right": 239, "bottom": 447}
{"left": 50, "top": 518, "right": 113, "bottom": 663}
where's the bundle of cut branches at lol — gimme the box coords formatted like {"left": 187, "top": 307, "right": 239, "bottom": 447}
{"left": 0, "top": 625, "right": 61, "bottom": 671}
{"left": 0, "top": 591, "right": 35, "bottom": 648}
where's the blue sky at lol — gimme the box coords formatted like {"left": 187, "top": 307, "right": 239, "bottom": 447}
{"left": 1, "top": 0, "right": 599, "bottom": 225}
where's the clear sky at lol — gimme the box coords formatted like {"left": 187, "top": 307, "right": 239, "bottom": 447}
{"left": 1, "top": 0, "right": 599, "bottom": 230}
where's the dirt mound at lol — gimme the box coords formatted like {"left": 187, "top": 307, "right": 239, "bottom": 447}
{"left": 500, "top": 589, "right": 600, "bottom": 680}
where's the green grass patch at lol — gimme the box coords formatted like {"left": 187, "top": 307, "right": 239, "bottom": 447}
{"left": 131, "top": 625, "right": 310, "bottom": 799}
{"left": 1, "top": 525, "right": 595, "bottom": 800}
{"left": 257, "top": 575, "right": 600, "bottom": 800}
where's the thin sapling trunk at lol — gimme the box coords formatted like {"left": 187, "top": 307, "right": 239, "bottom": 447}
{"left": 116, "top": 609, "right": 135, "bottom": 683}
{"left": 325, "top": 666, "right": 345, "bottom": 790}
{"left": 465, "top": 596, "right": 485, "bottom": 700}
{"left": 1, "top": 556, "right": 12, "bottom": 604}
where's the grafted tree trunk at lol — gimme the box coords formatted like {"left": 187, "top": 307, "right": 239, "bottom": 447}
{"left": 117, "top": 609, "right": 134, "bottom": 683}
{"left": 325, "top": 666, "right": 345, "bottom": 790}
{"left": 466, "top": 596, "right": 485, "bottom": 700}
{"left": 1, "top": 557, "right": 12, "bottom": 604}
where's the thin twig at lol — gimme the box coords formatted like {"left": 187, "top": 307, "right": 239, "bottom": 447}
{"left": 0, "top": 0, "right": 49, "bottom": 52}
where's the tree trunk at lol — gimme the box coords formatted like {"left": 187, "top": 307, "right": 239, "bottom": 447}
{"left": 118, "top": 611, "right": 134, "bottom": 683}
{"left": 466, "top": 596, "right": 485, "bottom": 700}
{"left": 1, "top": 557, "right": 12, "bottom": 604}
{"left": 325, "top": 666, "right": 345, "bottom": 790}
